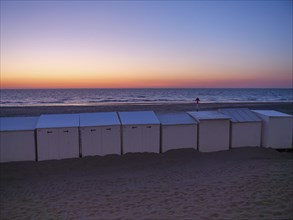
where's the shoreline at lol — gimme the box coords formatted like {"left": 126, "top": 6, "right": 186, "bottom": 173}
{"left": 1, "top": 101, "right": 292, "bottom": 117}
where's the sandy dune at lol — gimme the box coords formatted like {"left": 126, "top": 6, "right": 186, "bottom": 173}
{"left": 0, "top": 147, "right": 292, "bottom": 219}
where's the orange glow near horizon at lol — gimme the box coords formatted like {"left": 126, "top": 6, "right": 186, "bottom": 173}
{"left": 1, "top": 67, "right": 292, "bottom": 89}
{"left": 1, "top": 44, "right": 291, "bottom": 89}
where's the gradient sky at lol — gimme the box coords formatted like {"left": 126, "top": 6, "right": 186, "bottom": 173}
{"left": 1, "top": 1, "right": 292, "bottom": 88}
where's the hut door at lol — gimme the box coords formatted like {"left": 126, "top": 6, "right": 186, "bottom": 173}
{"left": 59, "top": 128, "right": 79, "bottom": 159}
{"left": 102, "top": 126, "right": 120, "bottom": 155}
{"left": 123, "top": 125, "right": 142, "bottom": 153}
{"left": 37, "top": 128, "right": 59, "bottom": 161}
{"left": 142, "top": 125, "right": 159, "bottom": 153}
{"left": 81, "top": 127, "right": 102, "bottom": 156}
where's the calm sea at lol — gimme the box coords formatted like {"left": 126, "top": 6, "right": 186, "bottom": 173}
{"left": 0, "top": 88, "right": 292, "bottom": 107}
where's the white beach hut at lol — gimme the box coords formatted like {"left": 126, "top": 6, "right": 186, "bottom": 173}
{"left": 218, "top": 108, "right": 262, "bottom": 148}
{"left": 0, "top": 117, "right": 38, "bottom": 162}
{"left": 252, "top": 110, "right": 293, "bottom": 149}
{"left": 36, "top": 114, "right": 80, "bottom": 161}
{"left": 79, "top": 112, "right": 121, "bottom": 156}
{"left": 188, "top": 111, "right": 230, "bottom": 152}
{"left": 118, "top": 111, "right": 160, "bottom": 154}
{"left": 156, "top": 112, "right": 198, "bottom": 153}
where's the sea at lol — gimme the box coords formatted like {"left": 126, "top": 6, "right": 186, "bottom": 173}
{"left": 0, "top": 88, "right": 292, "bottom": 107}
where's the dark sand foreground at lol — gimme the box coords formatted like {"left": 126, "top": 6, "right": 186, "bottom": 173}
{"left": 0, "top": 102, "right": 292, "bottom": 117}
{"left": 0, "top": 148, "right": 292, "bottom": 219}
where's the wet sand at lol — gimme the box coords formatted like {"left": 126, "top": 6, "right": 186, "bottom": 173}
{"left": 0, "top": 148, "right": 292, "bottom": 219}
{"left": 1, "top": 101, "right": 292, "bottom": 117}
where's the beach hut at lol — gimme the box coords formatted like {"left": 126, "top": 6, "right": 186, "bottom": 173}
{"left": 218, "top": 108, "right": 262, "bottom": 148}
{"left": 118, "top": 111, "right": 160, "bottom": 154}
{"left": 36, "top": 114, "right": 79, "bottom": 161}
{"left": 187, "top": 111, "right": 230, "bottom": 152}
{"left": 156, "top": 112, "right": 198, "bottom": 152}
{"left": 79, "top": 112, "right": 121, "bottom": 156}
{"left": 252, "top": 110, "right": 293, "bottom": 149}
{"left": 0, "top": 117, "right": 38, "bottom": 162}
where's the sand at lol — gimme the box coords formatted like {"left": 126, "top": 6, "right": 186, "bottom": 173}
{"left": 0, "top": 101, "right": 292, "bottom": 117}
{"left": 0, "top": 148, "right": 292, "bottom": 220}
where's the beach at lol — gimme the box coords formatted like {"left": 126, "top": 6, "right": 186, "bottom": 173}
{"left": 0, "top": 102, "right": 293, "bottom": 219}
{"left": 0, "top": 101, "right": 292, "bottom": 117}
{"left": 0, "top": 148, "right": 292, "bottom": 219}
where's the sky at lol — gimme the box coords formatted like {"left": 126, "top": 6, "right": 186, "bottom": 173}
{"left": 0, "top": 0, "right": 292, "bottom": 89}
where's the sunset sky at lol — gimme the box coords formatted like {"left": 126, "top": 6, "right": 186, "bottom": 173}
{"left": 1, "top": 1, "right": 292, "bottom": 89}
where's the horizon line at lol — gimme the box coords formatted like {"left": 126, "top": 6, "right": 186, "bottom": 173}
{"left": 1, "top": 87, "right": 292, "bottom": 90}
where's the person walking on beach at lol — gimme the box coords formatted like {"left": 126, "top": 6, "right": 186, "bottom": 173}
{"left": 195, "top": 97, "right": 200, "bottom": 111}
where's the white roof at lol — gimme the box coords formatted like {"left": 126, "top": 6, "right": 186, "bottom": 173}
{"left": 218, "top": 108, "right": 262, "bottom": 123}
{"left": 252, "top": 110, "right": 292, "bottom": 118}
{"left": 187, "top": 111, "right": 231, "bottom": 121}
{"left": 118, "top": 111, "right": 160, "bottom": 125}
{"left": 80, "top": 112, "right": 120, "bottom": 127}
{"left": 156, "top": 112, "right": 198, "bottom": 125}
{"left": 0, "top": 116, "right": 39, "bottom": 131}
{"left": 36, "top": 114, "right": 79, "bottom": 129}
